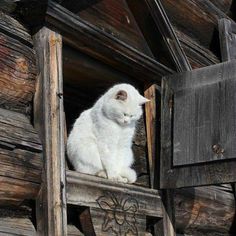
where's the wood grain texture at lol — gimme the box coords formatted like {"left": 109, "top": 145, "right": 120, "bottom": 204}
{"left": 0, "top": 108, "right": 42, "bottom": 206}
{"left": 171, "top": 61, "right": 236, "bottom": 166}
{"left": 0, "top": 11, "right": 36, "bottom": 115}
{"left": 90, "top": 207, "right": 148, "bottom": 236}
{"left": 209, "top": 0, "right": 233, "bottom": 14}
{"left": 62, "top": 0, "right": 154, "bottom": 58}
{"left": 33, "top": 27, "right": 67, "bottom": 236}
{"left": 144, "top": 84, "right": 158, "bottom": 188}
{"left": 162, "top": 0, "right": 230, "bottom": 50}
{"left": 161, "top": 60, "right": 236, "bottom": 188}
{"left": 219, "top": 18, "right": 236, "bottom": 61}
{"left": 175, "top": 185, "right": 235, "bottom": 235}
{"left": 143, "top": 0, "right": 191, "bottom": 72}
{"left": 0, "top": 217, "right": 36, "bottom": 236}
{"left": 66, "top": 170, "right": 163, "bottom": 218}
{"left": 46, "top": 1, "right": 173, "bottom": 83}
{"left": 174, "top": 28, "right": 220, "bottom": 69}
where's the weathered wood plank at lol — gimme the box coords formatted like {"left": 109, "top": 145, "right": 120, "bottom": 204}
{"left": 143, "top": 0, "right": 191, "bottom": 72}
{"left": 66, "top": 170, "right": 163, "bottom": 218}
{"left": 0, "top": 12, "right": 36, "bottom": 115}
{"left": 162, "top": 0, "right": 230, "bottom": 49}
{"left": 219, "top": 18, "right": 236, "bottom": 61}
{"left": 144, "top": 84, "right": 158, "bottom": 188}
{"left": 174, "top": 28, "right": 220, "bottom": 69}
{"left": 161, "top": 60, "right": 236, "bottom": 188}
{"left": 175, "top": 185, "right": 235, "bottom": 234}
{"left": 0, "top": 176, "right": 39, "bottom": 206}
{"left": 46, "top": 1, "right": 173, "bottom": 82}
{"left": 0, "top": 217, "right": 36, "bottom": 236}
{"left": 67, "top": 224, "right": 84, "bottom": 236}
{"left": 60, "top": 0, "right": 154, "bottom": 58}
{"left": 171, "top": 61, "right": 236, "bottom": 166}
{"left": 33, "top": 27, "right": 67, "bottom": 236}
{"left": 209, "top": 0, "right": 233, "bottom": 14}
{"left": 0, "top": 11, "right": 32, "bottom": 45}
{"left": 0, "top": 108, "right": 42, "bottom": 206}
{"left": 90, "top": 207, "right": 147, "bottom": 236}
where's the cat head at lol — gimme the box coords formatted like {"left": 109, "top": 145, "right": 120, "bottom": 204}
{"left": 102, "top": 84, "right": 149, "bottom": 126}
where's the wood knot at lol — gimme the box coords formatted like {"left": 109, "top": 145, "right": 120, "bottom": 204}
{"left": 212, "top": 144, "right": 224, "bottom": 155}
{"left": 15, "top": 58, "right": 28, "bottom": 73}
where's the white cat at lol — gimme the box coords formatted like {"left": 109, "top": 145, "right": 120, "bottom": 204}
{"left": 67, "top": 83, "right": 149, "bottom": 183}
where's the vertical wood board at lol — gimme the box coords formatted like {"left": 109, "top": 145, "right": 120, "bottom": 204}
{"left": 33, "top": 27, "right": 67, "bottom": 236}
{"left": 171, "top": 61, "right": 236, "bottom": 166}
{"left": 219, "top": 18, "right": 236, "bottom": 61}
{"left": 161, "top": 60, "right": 236, "bottom": 188}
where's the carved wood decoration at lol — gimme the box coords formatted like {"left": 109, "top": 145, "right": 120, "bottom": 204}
{"left": 67, "top": 171, "right": 162, "bottom": 235}
{"left": 33, "top": 27, "right": 67, "bottom": 236}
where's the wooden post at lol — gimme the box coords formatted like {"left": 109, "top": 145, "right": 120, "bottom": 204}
{"left": 33, "top": 27, "right": 67, "bottom": 236}
{"left": 144, "top": 84, "right": 159, "bottom": 189}
{"left": 145, "top": 84, "right": 176, "bottom": 236}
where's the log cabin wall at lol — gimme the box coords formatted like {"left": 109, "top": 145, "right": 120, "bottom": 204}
{"left": 61, "top": 0, "right": 236, "bottom": 235}
{"left": 0, "top": 0, "right": 235, "bottom": 235}
{"left": 0, "top": 7, "right": 42, "bottom": 235}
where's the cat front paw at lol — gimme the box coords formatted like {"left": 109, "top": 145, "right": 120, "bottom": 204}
{"left": 121, "top": 168, "right": 137, "bottom": 183}
{"left": 96, "top": 170, "right": 107, "bottom": 179}
{"left": 108, "top": 174, "right": 128, "bottom": 183}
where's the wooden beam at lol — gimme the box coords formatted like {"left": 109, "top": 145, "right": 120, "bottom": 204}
{"left": 219, "top": 18, "right": 236, "bottom": 61}
{"left": 161, "top": 0, "right": 230, "bottom": 50}
{"left": 144, "top": 84, "right": 159, "bottom": 188}
{"left": 33, "top": 27, "right": 67, "bottom": 236}
{"left": 66, "top": 170, "right": 163, "bottom": 218}
{"left": 46, "top": 1, "right": 173, "bottom": 83}
{"left": 143, "top": 0, "right": 192, "bottom": 72}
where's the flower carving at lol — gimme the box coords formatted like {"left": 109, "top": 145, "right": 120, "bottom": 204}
{"left": 96, "top": 192, "right": 139, "bottom": 235}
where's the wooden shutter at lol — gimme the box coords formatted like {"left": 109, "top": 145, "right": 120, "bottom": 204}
{"left": 161, "top": 60, "right": 236, "bottom": 188}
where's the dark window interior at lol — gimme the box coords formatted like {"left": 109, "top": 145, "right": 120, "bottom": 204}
{"left": 63, "top": 44, "right": 150, "bottom": 187}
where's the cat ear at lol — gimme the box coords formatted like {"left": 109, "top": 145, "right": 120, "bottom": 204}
{"left": 115, "top": 90, "right": 127, "bottom": 101}
{"left": 139, "top": 96, "right": 150, "bottom": 105}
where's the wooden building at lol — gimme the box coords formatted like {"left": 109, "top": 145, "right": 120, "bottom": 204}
{"left": 0, "top": 0, "right": 236, "bottom": 235}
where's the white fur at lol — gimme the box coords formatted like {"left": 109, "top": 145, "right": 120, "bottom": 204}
{"left": 67, "top": 84, "right": 149, "bottom": 183}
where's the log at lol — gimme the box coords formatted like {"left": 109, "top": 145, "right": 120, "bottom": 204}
{"left": 162, "top": 0, "right": 230, "bottom": 52}
{"left": 0, "top": 108, "right": 42, "bottom": 206}
{"left": 0, "top": 205, "right": 36, "bottom": 235}
{"left": 175, "top": 186, "right": 235, "bottom": 234}
{"left": 0, "top": 11, "right": 36, "bottom": 115}
{"left": 0, "top": 217, "right": 36, "bottom": 235}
